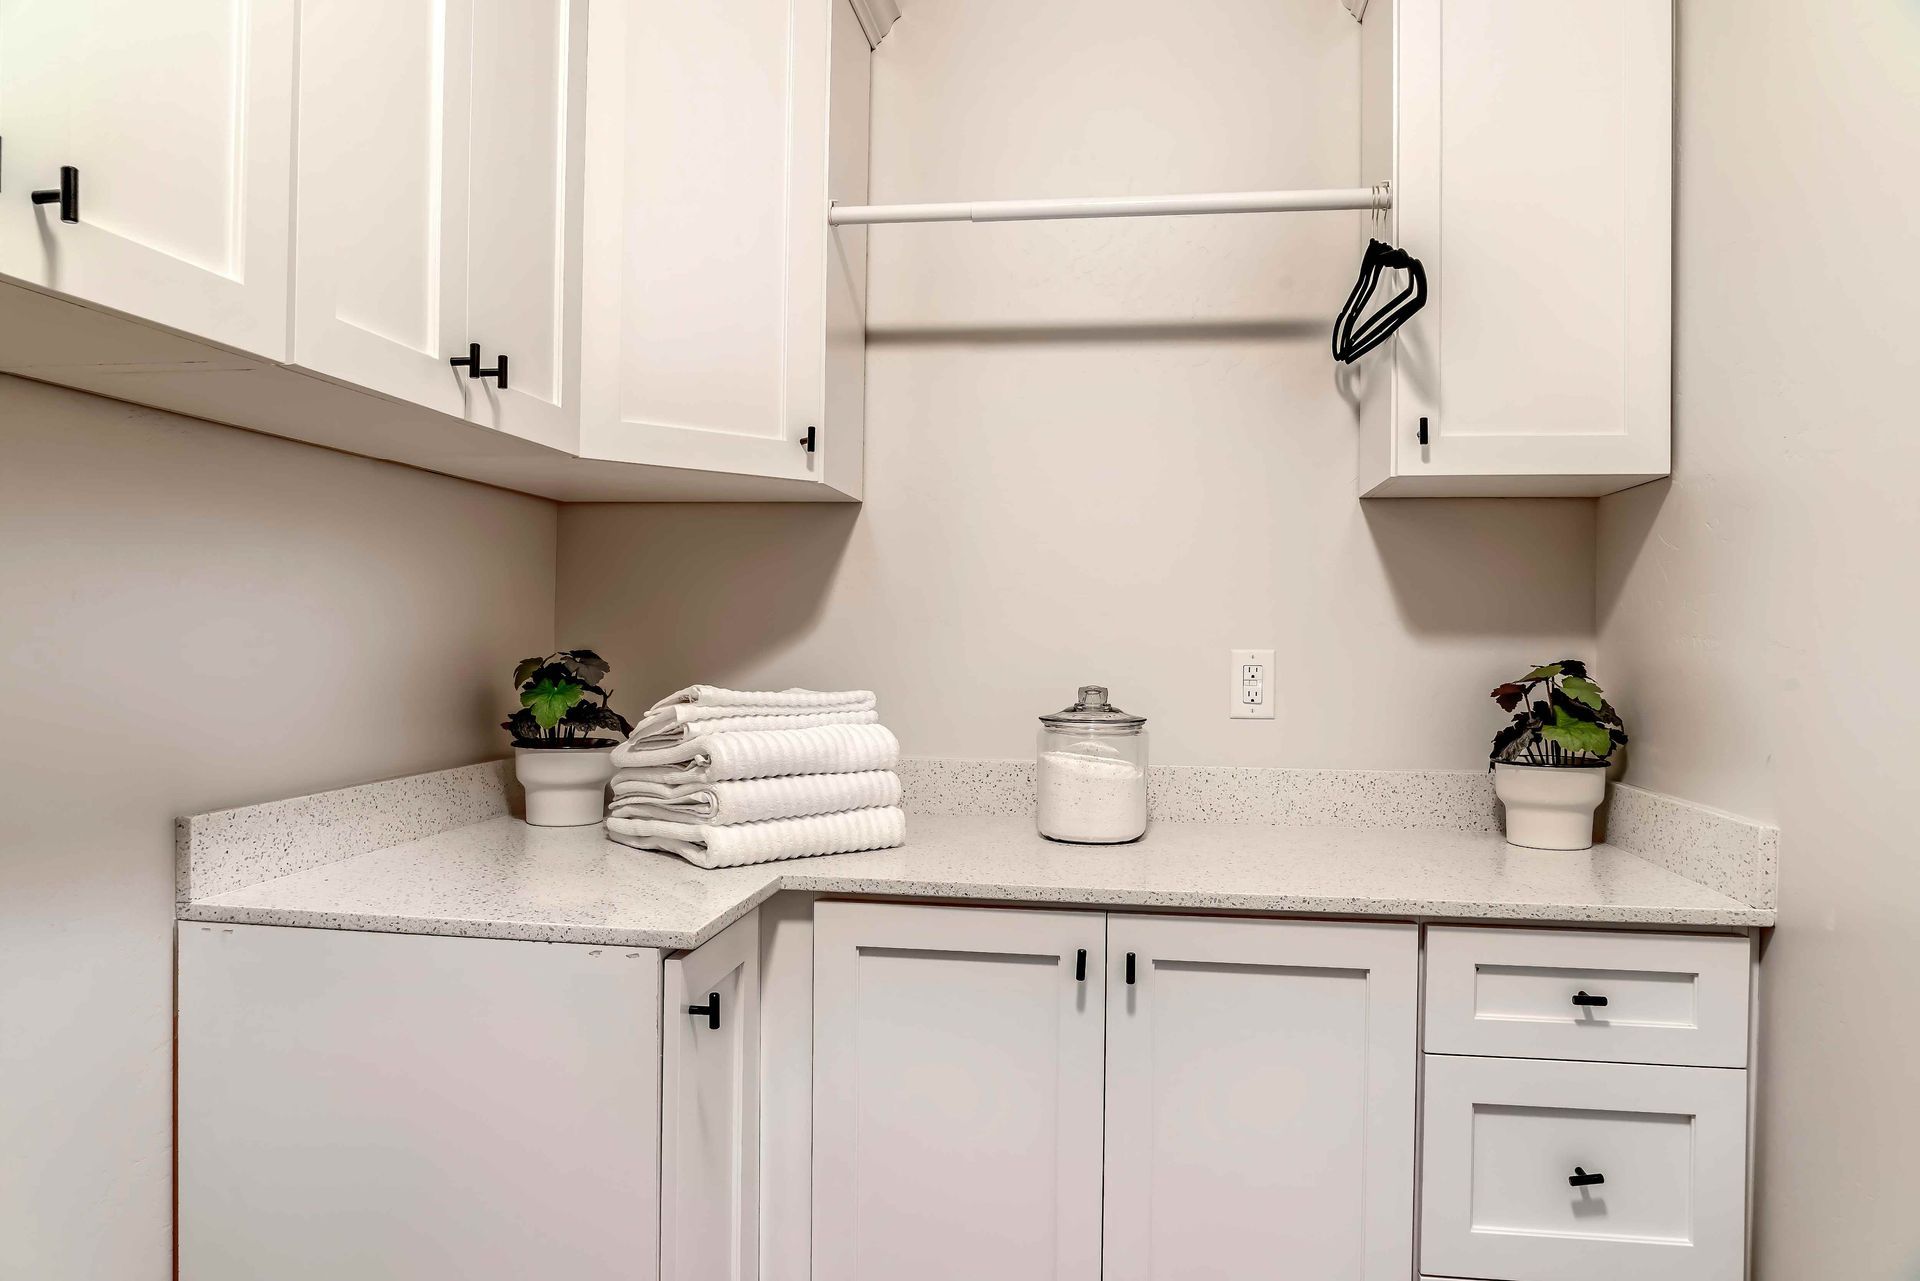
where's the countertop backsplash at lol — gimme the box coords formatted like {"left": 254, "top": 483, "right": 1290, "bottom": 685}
{"left": 179, "top": 757, "right": 1778, "bottom": 914}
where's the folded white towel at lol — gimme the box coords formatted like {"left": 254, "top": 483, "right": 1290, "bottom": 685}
{"left": 612, "top": 723, "right": 901, "bottom": 782}
{"left": 607, "top": 806, "right": 907, "bottom": 869}
{"left": 609, "top": 770, "right": 902, "bottom": 826}
{"left": 613, "top": 709, "right": 879, "bottom": 764}
{"left": 646, "top": 685, "right": 876, "bottom": 714}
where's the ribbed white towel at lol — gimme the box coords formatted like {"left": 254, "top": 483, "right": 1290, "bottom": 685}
{"left": 609, "top": 770, "right": 901, "bottom": 826}
{"left": 607, "top": 807, "right": 906, "bottom": 869}
{"left": 646, "top": 685, "right": 875, "bottom": 714}
{"left": 612, "top": 723, "right": 901, "bottom": 782}
{"left": 613, "top": 709, "right": 879, "bottom": 764}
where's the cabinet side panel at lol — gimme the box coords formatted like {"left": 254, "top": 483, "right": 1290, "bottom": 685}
{"left": 821, "top": 0, "right": 871, "bottom": 498}
{"left": 178, "top": 923, "right": 662, "bottom": 1281}
{"left": 1355, "top": 0, "right": 1397, "bottom": 494}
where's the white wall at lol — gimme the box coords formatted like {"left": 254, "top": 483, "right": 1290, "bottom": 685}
{"left": 0, "top": 375, "right": 556, "bottom": 1279}
{"left": 1595, "top": 0, "right": 1920, "bottom": 1272}
{"left": 558, "top": 0, "right": 1596, "bottom": 767}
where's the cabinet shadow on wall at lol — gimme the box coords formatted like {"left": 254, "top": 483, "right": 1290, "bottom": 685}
{"left": 558, "top": 503, "right": 862, "bottom": 693}
{"left": 1361, "top": 498, "right": 1598, "bottom": 641}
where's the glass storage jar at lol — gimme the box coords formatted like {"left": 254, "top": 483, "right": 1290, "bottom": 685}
{"left": 1036, "top": 685, "right": 1148, "bottom": 843}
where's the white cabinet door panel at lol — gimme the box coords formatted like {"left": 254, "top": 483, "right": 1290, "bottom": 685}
{"left": 293, "top": 0, "right": 471, "bottom": 414}
{"left": 463, "top": 0, "right": 584, "bottom": 451}
{"left": 0, "top": 0, "right": 294, "bottom": 358}
{"left": 178, "top": 922, "right": 662, "bottom": 1281}
{"left": 812, "top": 901, "right": 1106, "bottom": 1281}
{"left": 663, "top": 909, "right": 761, "bottom": 1281}
{"left": 1422, "top": 1054, "right": 1747, "bottom": 1281}
{"left": 1362, "top": 0, "right": 1673, "bottom": 495}
{"left": 1103, "top": 915, "right": 1418, "bottom": 1281}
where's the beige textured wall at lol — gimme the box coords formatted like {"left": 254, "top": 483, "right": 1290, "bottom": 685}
{"left": 1595, "top": 1, "right": 1920, "bottom": 1272}
{"left": 0, "top": 375, "right": 556, "bottom": 1278}
{"left": 558, "top": 0, "right": 1597, "bottom": 767}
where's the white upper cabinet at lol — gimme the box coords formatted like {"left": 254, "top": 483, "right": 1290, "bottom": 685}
{"left": 0, "top": 0, "right": 295, "bottom": 359}
{"left": 1358, "top": 0, "right": 1674, "bottom": 497}
{"left": 1102, "top": 916, "right": 1419, "bottom": 1281}
{"left": 293, "top": 0, "right": 584, "bottom": 450}
{"left": 578, "top": 0, "right": 870, "bottom": 496}
{"left": 813, "top": 902, "right": 1106, "bottom": 1281}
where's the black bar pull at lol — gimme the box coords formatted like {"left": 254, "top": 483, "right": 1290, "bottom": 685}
{"left": 1125, "top": 952, "right": 1136, "bottom": 985}
{"left": 1075, "top": 949, "right": 1087, "bottom": 982}
{"left": 1417, "top": 416, "right": 1430, "bottom": 446}
{"left": 687, "top": 992, "right": 720, "bottom": 1030}
{"left": 477, "top": 352, "right": 509, "bottom": 390}
{"left": 800, "top": 425, "right": 817, "bottom": 453}
{"left": 32, "top": 165, "right": 79, "bottom": 223}
{"left": 450, "top": 342, "right": 481, "bottom": 375}
{"left": 1569, "top": 1167, "right": 1605, "bottom": 1188}
{"left": 1572, "top": 990, "right": 1609, "bottom": 1008}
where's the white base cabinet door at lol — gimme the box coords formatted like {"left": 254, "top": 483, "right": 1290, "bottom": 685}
{"left": 812, "top": 902, "right": 1107, "bottom": 1281}
{"left": 0, "top": 0, "right": 294, "bottom": 359}
{"left": 1103, "top": 915, "right": 1419, "bottom": 1281}
{"left": 1358, "top": 0, "right": 1673, "bottom": 497}
{"left": 663, "top": 909, "right": 762, "bottom": 1281}
{"left": 1421, "top": 1054, "right": 1747, "bottom": 1281}
{"left": 178, "top": 922, "right": 662, "bottom": 1281}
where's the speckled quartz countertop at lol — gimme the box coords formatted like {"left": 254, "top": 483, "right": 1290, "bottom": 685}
{"left": 178, "top": 811, "right": 1773, "bottom": 949}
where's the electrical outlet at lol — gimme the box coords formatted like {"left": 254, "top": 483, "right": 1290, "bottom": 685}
{"left": 1230, "top": 649, "right": 1275, "bottom": 720}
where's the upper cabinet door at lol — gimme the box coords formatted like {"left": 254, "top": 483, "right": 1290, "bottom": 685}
{"left": 0, "top": 0, "right": 295, "bottom": 360}
{"left": 1360, "top": 0, "right": 1673, "bottom": 497}
{"left": 578, "top": 0, "right": 870, "bottom": 493}
{"left": 293, "top": 0, "right": 473, "bottom": 416}
{"left": 813, "top": 902, "right": 1106, "bottom": 1281}
{"left": 462, "top": 0, "right": 586, "bottom": 453}
{"left": 1102, "top": 915, "right": 1419, "bottom": 1281}
{"left": 661, "top": 909, "right": 761, "bottom": 1281}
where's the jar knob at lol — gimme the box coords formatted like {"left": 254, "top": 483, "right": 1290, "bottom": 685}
{"left": 1077, "top": 685, "right": 1109, "bottom": 710}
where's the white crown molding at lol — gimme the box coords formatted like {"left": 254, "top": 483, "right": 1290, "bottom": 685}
{"left": 847, "top": 0, "right": 901, "bottom": 47}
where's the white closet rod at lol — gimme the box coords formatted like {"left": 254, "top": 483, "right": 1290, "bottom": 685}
{"left": 829, "top": 185, "right": 1389, "bottom": 226}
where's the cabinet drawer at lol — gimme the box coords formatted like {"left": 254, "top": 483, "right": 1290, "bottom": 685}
{"left": 1424, "top": 927, "right": 1750, "bottom": 1067}
{"left": 1421, "top": 1055, "right": 1745, "bottom": 1281}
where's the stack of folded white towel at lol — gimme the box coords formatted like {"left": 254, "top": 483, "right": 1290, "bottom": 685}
{"left": 603, "top": 685, "right": 906, "bottom": 869}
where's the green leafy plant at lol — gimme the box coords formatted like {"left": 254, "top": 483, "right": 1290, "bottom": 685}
{"left": 1489, "top": 659, "right": 1628, "bottom": 767}
{"left": 501, "top": 650, "right": 635, "bottom": 748}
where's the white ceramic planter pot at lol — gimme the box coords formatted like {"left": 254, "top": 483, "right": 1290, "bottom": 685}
{"left": 514, "top": 746, "right": 616, "bottom": 827}
{"left": 1493, "top": 762, "right": 1608, "bottom": 851}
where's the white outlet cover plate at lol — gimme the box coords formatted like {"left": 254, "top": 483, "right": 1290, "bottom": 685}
{"left": 1230, "top": 648, "right": 1276, "bottom": 720}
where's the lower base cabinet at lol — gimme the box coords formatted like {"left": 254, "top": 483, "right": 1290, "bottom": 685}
{"left": 177, "top": 923, "right": 664, "bottom": 1281}
{"left": 811, "top": 902, "right": 1420, "bottom": 1281}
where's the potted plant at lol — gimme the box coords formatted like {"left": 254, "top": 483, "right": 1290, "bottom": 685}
{"left": 502, "top": 650, "right": 635, "bottom": 827}
{"left": 1488, "top": 660, "right": 1628, "bottom": 851}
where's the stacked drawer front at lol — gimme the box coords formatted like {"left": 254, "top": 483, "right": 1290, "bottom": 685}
{"left": 1419, "top": 927, "right": 1752, "bottom": 1281}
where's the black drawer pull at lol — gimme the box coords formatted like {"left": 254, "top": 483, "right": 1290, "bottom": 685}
{"left": 1572, "top": 990, "right": 1608, "bottom": 1007}
{"left": 32, "top": 165, "right": 79, "bottom": 223}
{"left": 1569, "top": 1166, "right": 1605, "bottom": 1188}
{"left": 687, "top": 991, "right": 720, "bottom": 1030}
{"left": 1075, "top": 948, "right": 1086, "bottom": 982}
{"left": 1124, "top": 952, "right": 1136, "bottom": 985}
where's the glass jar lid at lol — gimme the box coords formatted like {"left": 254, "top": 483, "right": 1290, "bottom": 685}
{"left": 1039, "top": 685, "right": 1146, "bottom": 730}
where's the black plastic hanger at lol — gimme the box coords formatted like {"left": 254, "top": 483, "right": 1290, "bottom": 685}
{"left": 1332, "top": 238, "right": 1427, "bottom": 363}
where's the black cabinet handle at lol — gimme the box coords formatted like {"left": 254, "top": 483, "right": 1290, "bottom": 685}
{"left": 32, "top": 165, "right": 79, "bottom": 223}
{"left": 1125, "top": 952, "right": 1136, "bottom": 985}
{"left": 449, "top": 343, "right": 509, "bottom": 390}
{"left": 1572, "top": 990, "right": 1609, "bottom": 1008}
{"left": 1417, "top": 415, "right": 1429, "bottom": 446}
{"left": 1075, "top": 949, "right": 1086, "bottom": 982}
{"left": 687, "top": 991, "right": 720, "bottom": 1030}
{"left": 799, "top": 425, "right": 817, "bottom": 454}
{"left": 1569, "top": 1167, "right": 1604, "bottom": 1187}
